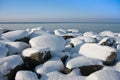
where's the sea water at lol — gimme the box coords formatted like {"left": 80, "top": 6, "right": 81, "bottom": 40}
{"left": 0, "top": 22, "right": 120, "bottom": 33}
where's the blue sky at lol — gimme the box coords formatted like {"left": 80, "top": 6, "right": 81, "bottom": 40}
{"left": 0, "top": 0, "right": 120, "bottom": 22}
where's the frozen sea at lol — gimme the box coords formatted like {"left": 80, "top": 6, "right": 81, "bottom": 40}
{"left": 0, "top": 22, "right": 120, "bottom": 33}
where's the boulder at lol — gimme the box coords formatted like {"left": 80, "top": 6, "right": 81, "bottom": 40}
{"left": 29, "top": 34, "right": 65, "bottom": 51}
{"left": 1, "top": 30, "right": 29, "bottom": 42}
{"left": 35, "top": 57, "right": 64, "bottom": 74}
{"left": 79, "top": 43, "right": 117, "bottom": 65}
{"left": 66, "top": 56, "right": 102, "bottom": 69}
{"left": 40, "top": 71, "right": 86, "bottom": 80}
{"left": 0, "top": 55, "right": 24, "bottom": 80}
{"left": 65, "top": 56, "right": 103, "bottom": 75}
{"left": 6, "top": 41, "right": 29, "bottom": 55}
{"left": 15, "top": 71, "right": 38, "bottom": 80}
{"left": 0, "top": 46, "right": 8, "bottom": 58}
{"left": 98, "top": 37, "right": 116, "bottom": 47}
{"left": 86, "top": 70, "right": 120, "bottom": 80}
{"left": 22, "top": 47, "right": 51, "bottom": 70}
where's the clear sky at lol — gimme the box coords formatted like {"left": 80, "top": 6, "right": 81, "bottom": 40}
{"left": 0, "top": 0, "right": 120, "bottom": 22}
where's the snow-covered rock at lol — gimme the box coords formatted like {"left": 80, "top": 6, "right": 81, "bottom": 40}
{"left": 100, "top": 31, "right": 115, "bottom": 37}
{"left": 86, "top": 70, "right": 120, "bottom": 80}
{"left": 40, "top": 71, "right": 86, "bottom": 80}
{"left": 6, "top": 41, "right": 29, "bottom": 55}
{"left": 1, "top": 30, "right": 29, "bottom": 41}
{"left": 22, "top": 47, "right": 51, "bottom": 70}
{"left": 79, "top": 36, "right": 96, "bottom": 43}
{"left": 0, "top": 55, "right": 24, "bottom": 80}
{"left": 0, "top": 74, "right": 6, "bottom": 80}
{"left": 83, "top": 31, "right": 98, "bottom": 38}
{"left": 35, "top": 57, "right": 64, "bottom": 74}
{"left": 15, "top": 71, "right": 38, "bottom": 80}
{"left": 79, "top": 43, "right": 116, "bottom": 64}
{"left": 29, "top": 34, "right": 65, "bottom": 51}
{"left": 70, "top": 37, "right": 84, "bottom": 46}
{"left": 67, "top": 29, "right": 79, "bottom": 33}
{"left": 114, "top": 62, "right": 120, "bottom": 72}
{"left": 0, "top": 46, "right": 8, "bottom": 58}
{"left": 54, "top": 29, "right": 66, "bottom": 36}
{"left": 98, "top": 37, "right": 116, "bottom": 47}
{"left": 29, "top": 30, "right": 50, "bottom": 39}
{"left": 66, "top": 56, "right": 102, "bottom": 69}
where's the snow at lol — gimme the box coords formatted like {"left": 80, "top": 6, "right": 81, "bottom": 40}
{"left": 98, "top": 37, "right": 115, "bottom": 45}
{"left": 86, "top": 70, "right": 120, "bottom": 80}
{"left": 0, "top": 27, "right": 6, "bottom": 34}
{"left": 35, "top": 57, "right": 64, "bottom": 74}
{"left": 70, "top": 37, "right": 84, "bottom": 46}
{"left": 54, "top": 29, "right": 66, "bottom": 36}
{"left": 22, "top": 47, "right": 50, "bottom": 57}
{"left": 0, "top": 55, "right": 23, "bottom": 75}
{"left": 0, "top": 46, "right": 8, "bottom": 58}
{"left": 79, "top": 43, "right": 116, "bottom": 61}
{"left": 29, "top": 34, "right": 65, "bottom": 51}
{"left": 6, "top": 41, "right": 29, "bottom": 55}
{"left": 1, "top": 30, "right": 29, "bottom": 41}
{"left": 15, "top": 71, "right": 38, "bottom": 80}
{"left": 83, "top": 31, "right": 98, "bottom": 38}
{"left": 40, "top": 71, "right": 86, "bottom": 80}
{"left": 66, "top": 56, "right": 102, "bottom": 69}
{"left": 114, "top": 62, "right": 120, "bottom": 72}
{"left": 0, "top": 74, "right": 6, "bottom": 80}
{"left": 67, "top": 29, "right": 79, "bottom": 33}
{"left": 29, "top": 30, "right": 50, "bottom": 39}
{"left": 78, "top": 36, "right": 96, "bottom": 43}
{"left": 99, "top": 31, "right": 115, "bottom": 37}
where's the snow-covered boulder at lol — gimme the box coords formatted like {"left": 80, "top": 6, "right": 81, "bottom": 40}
{"left": 15, "top": 71, "right": 38, "bottom": 80}
{"left": 29, "top": 30, "right": 50, "bottom": 39}
{"left": 67, "top": 29, "right": 79, "bottom": 33}
{"left": 114, "top": 62, "right": 120, "bottom": 72}
{"left": 98, "top": 37, "right": 116, "bottom": 47}
{"left": 35, "top": 57, "right": 64, "bottom": 74}
{"left": 0, "top": 55, "right": 24, "bottom": 80}
{"left": 100, "top": 31, "right": 115, "bottom": 37}
{"left": 83, "top": 31, "right": 98, "bottom": 38}
{"left": 40, "top": 71, "right": 86, "bottom": 80}
{"left": 0, "top": 74, "right": 6, "bottom": 80}
{"left": 1, "top": 30, "right": 29, "bottom": 42}
{"left": 65, "top": 56, "right": 103, "bottom": 75}
{"left": 70, "top": 37, "right": 84, "bottom": 46}
{"left": 6, "top": 41, "right": 29, "bottom": 55}
{"left": 86, "top": 70, "right": 120, "bottom": 80}
{"left": 0, "top": 46, "right": 8, "bottom": 58}
{"left": 79, "top": 36, "right": 96, "bottom": 43}
{"left": 22, "top": 47, "right": 51, "bottom": 70}
{"left": 29, "top": 34, "right": 65, "bottom": 51}
{"left": 54, "top": 29, "right": 66, "bottom": 36}
{"left": 66, "top": 56, "right": 102, "bottom": 69}
{"left": 79, "top": 43, "right": 116, "bottom": 65}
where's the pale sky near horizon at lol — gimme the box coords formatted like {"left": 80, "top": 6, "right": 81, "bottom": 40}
{"left": 0, "top": 0, "right": 120, "bottom": 22}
